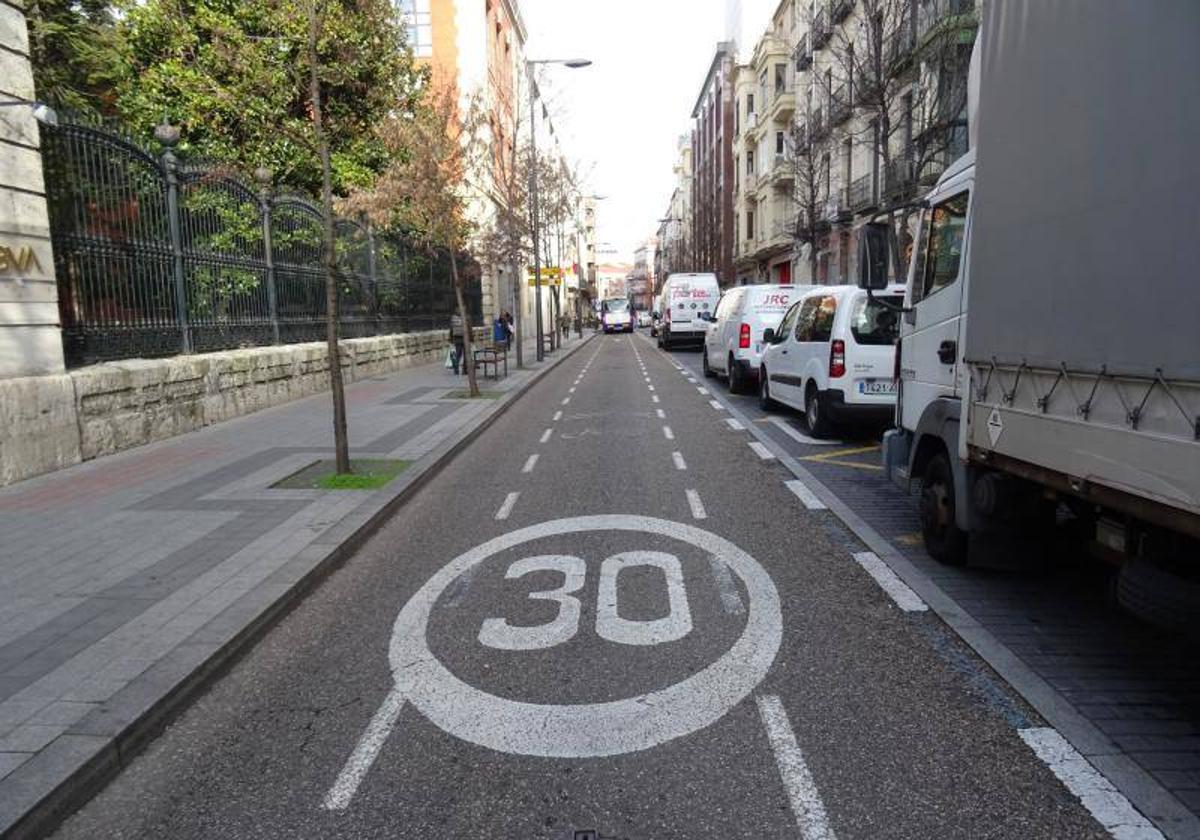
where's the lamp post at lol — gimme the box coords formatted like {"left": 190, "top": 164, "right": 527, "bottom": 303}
{"left": 527, "top": 58, "right": 590, "bottom": 362}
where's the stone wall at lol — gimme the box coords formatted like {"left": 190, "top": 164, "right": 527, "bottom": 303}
{"left": 0, "top": 330, "right": 478, "bottom": 486}
{"left": 0, "top": 1, "right": 65, "bottom": 378}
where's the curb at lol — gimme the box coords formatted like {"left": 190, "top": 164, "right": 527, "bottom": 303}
{"left": 646, "top": 335, "right": 1200, "bottom": 840}
{"left": 3, "top": 334, "right": 596, "bottom": 840}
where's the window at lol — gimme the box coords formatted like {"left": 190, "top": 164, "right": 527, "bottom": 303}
{"left": 794, "top": 297, "right": 820, "bottom": 341}
{"left": 747, "top": 210, "right": 755, "bottom": 240}
{"left": 775, "top": 131, "right": 785, "bottom": 156}
{"left": 915, "top": 191, "right": 969, "bottom": 301}
{"left": 775, "top": 63, "right": 788, "bottom": 94}
{"left": 811, "top": 296, "right": 837, "bottom": 342}
{"left": 399, "top": 0, "right": 433, "bottom": 57}
{"left": 850, "top": 294, "right": 903, "bottom": 345}
{"left": 747, "top": 150, "right": 755, "bottom": 175}
{"left": 775, "top": 301, "right": 802, "bottom": 341}
{"left": 747, "top": 93, "right": 755, "bottom": 116}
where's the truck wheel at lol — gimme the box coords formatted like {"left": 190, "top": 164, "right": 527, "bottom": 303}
{"left": 804, "top": 385, "right": 834, "bottom": 438}
{"left": 759, "top": 370, "right": 776, "bottom": 411}
{"left": 662, "top": 331, "right": 672, "bottom": 351}
{"left": 728, "top": 356, "right": 745, "bottom": 393}
{"left": 702, "top": 351, "right": 714, "bottom": 378}
{"left": 1116, "top": 557, "right": 1200, "bottom": 638}
{"left": 920, "top": 452, "right": 968, "bottom": 565}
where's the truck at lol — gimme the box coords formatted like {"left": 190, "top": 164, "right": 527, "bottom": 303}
{"left": 859, "top": 0, "right": 1200, "bottom": 629}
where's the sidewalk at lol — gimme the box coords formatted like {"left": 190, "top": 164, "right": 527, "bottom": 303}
{"left": 0, "top": 331, "right": 592, "bottom": 838}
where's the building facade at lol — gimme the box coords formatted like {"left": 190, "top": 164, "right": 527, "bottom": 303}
{"left": 690, "top": 43, "right": 737, "bottom": 287}
{"left": 655, "top": 134, "right": 694, "bottom": 290}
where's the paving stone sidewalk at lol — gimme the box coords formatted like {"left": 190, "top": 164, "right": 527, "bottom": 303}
{"left": 0, "top": 333, "right": 589, "bottom": 837}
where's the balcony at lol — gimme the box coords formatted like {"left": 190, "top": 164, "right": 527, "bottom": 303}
{"left": 830, "top": 0, "right": 852, "bottom": 24}
{"left": 811, "top": 9, "right": 831, "bottom": 49}
{"left": 770, "top": 86, "right": 796, "bottom": 123}
{"left": 823, "top": 191, "right": 850, "bottom": 223}
{"left": 848, "top": 172, "right": 877, "bottom": 212}
{"left": 769, "top": 154, "right": 795, "bottom": 190}
{"left": 768, "top": 217, "right": 796, "bottom": 245}
{"left": 794, "top": 34, "right": 813, "bottom": 71}
{"left": 829, "top": 84, "right": 851, "bottom": 125}
{"left": 918, "top": 0, "right": 977, "bottom": 41}
{"left": 881, "top": 155, "right": 916, "bottom": 204}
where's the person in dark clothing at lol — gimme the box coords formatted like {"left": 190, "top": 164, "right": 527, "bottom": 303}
{"left": 449, "top": 312, "right": 465, "bottom": 375}
{"left": 502, "top": 311, "right": 514, "bottom": 350}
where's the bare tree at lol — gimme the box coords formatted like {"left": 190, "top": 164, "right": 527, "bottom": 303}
{"left": 791, "top": 122, "right": 832, "bottom": 281}
{"left": 823, "top": 0, "right": 974, "bottom": 272}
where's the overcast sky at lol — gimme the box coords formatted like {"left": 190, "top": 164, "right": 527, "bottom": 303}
{"left": 521, "top": 0, "right": 725, "bottom": 264}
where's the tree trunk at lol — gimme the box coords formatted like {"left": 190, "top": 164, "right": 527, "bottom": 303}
{"left": 307, "top": 1, "right": 351, "bottom": 475}
{"left": 450, "top": 250, "right": 479, "bottom": 397}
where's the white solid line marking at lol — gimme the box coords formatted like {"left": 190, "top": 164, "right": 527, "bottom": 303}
{"left": 709, "top": 400, "right": 724, "bottom": 410}
{"left": 749, "top": 441, "right": 776, "bottom": 460}
{"left": 769, "top": 417, "right": 842, "bottom": 446}
{"left": 521, "top": 454, "right": 539, "bottom": 474}
{"left": 708, "top": 556, "right": 745, "bottom": 615}
{"left": 852, "top": 551, "right": 928, "bottom": 612}
{"left": 322, "top": 688, "right": 405, "bottom": 810}
{"left": 539, "top": 428, "right": 553, "bottom": 444}
{"left": 663, "top": 426, "right": 675, "bottom": 441}
{"left": 685, "top": 489, "right": 707, "bottom": 520}
{"left": 725, "top": 418, "right": 745, "bottom": 431}
{"left": 494, "top": 491, "right": 521, "bottom": 520}
{"left": 561, "top": 397, "right": 571, "bottom": 405}
{"left": 697, "top": 386, "right": 709, "bottom": 395}
{"left": 1019, "top": 728, "right": 1164, "bottom": 840}
{"left": 785, "top": 479, "right": 827, "bottom": 511}
{"left": 656, "top": 409, "right": 666, "bottom": 419}
{"left": 553, "top": 411, "right": 563, "bottom": 422}
{"left": 672, "top": 451, "right": 687, "bottom": 471}
{"left": 652, "top": 395, "right": 661, "bottom": 403}
{"left": 756, "top": 695, "right": 838, "bottom": 840}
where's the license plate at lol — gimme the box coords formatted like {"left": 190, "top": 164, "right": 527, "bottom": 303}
{"left": 858, "top": 379, "right": 897, "bottom": 395}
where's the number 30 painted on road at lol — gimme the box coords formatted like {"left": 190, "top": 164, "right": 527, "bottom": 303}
{"left": 478, "top": 551, "right": 693, "bottom": 650}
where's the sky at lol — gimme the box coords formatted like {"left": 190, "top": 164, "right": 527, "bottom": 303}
{"left": 520, "top": 0, "right": 726, "bottom": 265}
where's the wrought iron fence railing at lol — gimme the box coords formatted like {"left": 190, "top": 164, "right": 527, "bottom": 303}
{"left": 41, "top": 113, "right": 480, "bottom": 368}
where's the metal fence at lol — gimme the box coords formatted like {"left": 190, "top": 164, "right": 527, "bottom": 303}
{"left": 41, "top": 114, "right": 480, "bottom": 368}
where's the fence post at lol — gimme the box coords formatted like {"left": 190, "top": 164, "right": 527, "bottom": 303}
{"left": 156, "top": 123, "right": 191, "bottom": 354}
{"left": 256, "top": 167, "right": 281, "bottom": 345}
{"left": 364, "top": 217, "right": 380, "bottom": 335}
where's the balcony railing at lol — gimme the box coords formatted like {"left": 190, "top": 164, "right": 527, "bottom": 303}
{"left": 770, "top": 86, "right": 796, "bottom": 123}
{"left": 829, "top": 84, "right": 851, "bottom": 125}
{"left": 848, "top": 172, "right": 876, "bottom": 211}
{"left": 794, "top": 34, "right": 813, "bottom": 70}
{"left": 918, "top": 0, "right": 976, "bottom": 40}
{"left": 811, "top": 9, "right": 831, "bottom": 49}
{"left": 882, "top": 154, "right": 916, "bottom": 203}
{"left": 809, "top": 106, "right": 829, "bottom": 142}
{"left": 830, "top": 0, "right": 852, "bottom": 24}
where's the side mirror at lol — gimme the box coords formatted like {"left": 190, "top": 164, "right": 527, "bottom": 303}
{"left": 763, "top": 327, "right": 776, "bottom": 344}
{"left": 857, "top": 222, "right": 890, "bottom": 291}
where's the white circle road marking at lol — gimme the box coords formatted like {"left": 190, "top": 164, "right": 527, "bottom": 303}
{"left": 387, "top": 515, "right": 782, "bottom": 758}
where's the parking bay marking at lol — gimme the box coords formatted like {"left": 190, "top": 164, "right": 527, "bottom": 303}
{"left": 320, "top": 516, "right": 784, "bottom": 809}
{"left": 799, "top": 445, "right": 882, "bottom": 472}
{"left": 749, "top": 441, "right": 776, "bottom": 460}
{"left": 767, "top": 418, "right": 842, "bottom": 447}
{"left": 785, "top": 479, "right": 827, "bottom": 511}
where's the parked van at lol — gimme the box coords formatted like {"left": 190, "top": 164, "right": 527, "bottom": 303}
{"left": 657, "top": 273, "right": 719, "bottom": 350}
{"left": 702, "top": 284, "right": 798, "bottom": 393}
{"left": 758, "top": 284, "right": 905, "bottom": 436}
{"left": 601, "top": 297, "right": 633, "bottom": 333}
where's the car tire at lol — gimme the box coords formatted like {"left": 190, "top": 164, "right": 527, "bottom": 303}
{"left": 758, "top": 369, "right": 776, "bottom": 411}
{"left": 804, "top": 385, "right": 834, "bottom": 438}
{"left": 919, "top": 452, "right": 968, "bottom": 566}
{"left": 728, "top": 356, "right": 745, "bottom": 394}
{"left": 662, "top": 331, "right": 672, "bottom": 351}
{"left": 702, "top": 350, "right": 714, "bottom": 378}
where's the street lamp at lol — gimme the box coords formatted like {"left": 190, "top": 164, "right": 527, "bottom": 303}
{"left": 527, "top": 58, "right": 591, "bottom": 361}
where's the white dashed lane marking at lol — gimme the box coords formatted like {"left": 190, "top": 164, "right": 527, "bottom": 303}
{"left": 652, "top": 395, "right": 661, "bottom": 404}
{"left": 672, "top": 451, "right": 687, "bottom": 471}
{"left": 785, "top": 479, "right": 827, "bottom": 511}
{"left": 553, "top": 411, "right": 563, "bottom": 422}
{"left": 562, "top": 397, "right": 571, "bottom": 405}
{"left": 539, "top": 429, "right": 553, "bottom": 444}
{"left": 749, "top": 441, "right": 776, "bottom": 460}
{"left": 663, "top": 426, "right": 675, "bottom": 441}
{"left": 656, "top": 409, "right": 666, "bottom": 419}
{"left": 521, "top": 454, "right": 539, "bottom": 474}
{"left": 851, "top": 552, "right": 927, "bottom": 612}
{"left": 725, "top": 418, "right": 745, "bottom": 431}
{"left": 494, "top": 492, "right": 520, "bottom": 521}
{"left": 709, "top": 400, "right": 724, "bottom": 411}
{"left": 685, "top": 489, "right": 707, "bottom": 520}
{"left": 697, "top": 386, "right": 709, "bottom": 395}
{"left": 756, "top": 695, "right": 838, "bottom": 840}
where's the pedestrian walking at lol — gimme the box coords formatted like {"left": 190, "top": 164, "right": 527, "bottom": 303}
{"left": 449, "top": 311, "right": 465, "bottom": 376}
{"left": 502, "top": 311, "right": 514, "bottom": 350}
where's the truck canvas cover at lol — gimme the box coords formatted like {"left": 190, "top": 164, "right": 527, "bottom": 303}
{"left": 965, "top": 0, "right": 1200, "bottom": 381}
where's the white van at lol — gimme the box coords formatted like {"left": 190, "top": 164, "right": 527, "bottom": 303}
{"left": 702, "top": 284, "right": 798, "bottom": 393}
{"left": 758, "top": 284, "right": 906, "bottom": 436}
{"left": 600, "top": 297, "right": 633, "bottom": 333}
{"left": 657, "top": 273, "right": 719, "bottom": 350}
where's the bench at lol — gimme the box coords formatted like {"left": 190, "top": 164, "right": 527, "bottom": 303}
{"left": 473, "top": 344, "right": 508, "bottom": 380}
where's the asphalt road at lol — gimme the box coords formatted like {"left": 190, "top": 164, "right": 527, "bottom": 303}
{"left": 52, "top": 332, "right": 1111, "bottom": 840}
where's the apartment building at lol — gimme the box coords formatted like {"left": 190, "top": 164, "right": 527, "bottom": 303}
{"left": 690, "top": 43, "right": 736, "bottom": 287}
{"left": 630, "top": 238, "right": 658, "bottom": 312}
{"left": 655, "top": 134, "right": 694, "bottom": 288}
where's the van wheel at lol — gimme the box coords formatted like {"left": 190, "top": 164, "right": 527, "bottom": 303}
{"left": 759, "top": 370, "right": 776, "bottom": 410}
{"left": 662, "top": 332, "right": 672, "bottom": 351}
{"left": 804, "top": 385, "right": 834, "bottom": 438}
{"left": 920, "top": 452, "right": 968, "bottom": 565}
{"left": 702, "top": 351, "right": 714, "bottom": 378}
{"left": 728, "top": 356, "right": 745, "bottom": 394}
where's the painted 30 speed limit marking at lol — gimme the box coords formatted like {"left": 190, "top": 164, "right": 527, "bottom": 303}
{"left": 324, "top": 515, "right": 782, "bottom": 810}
